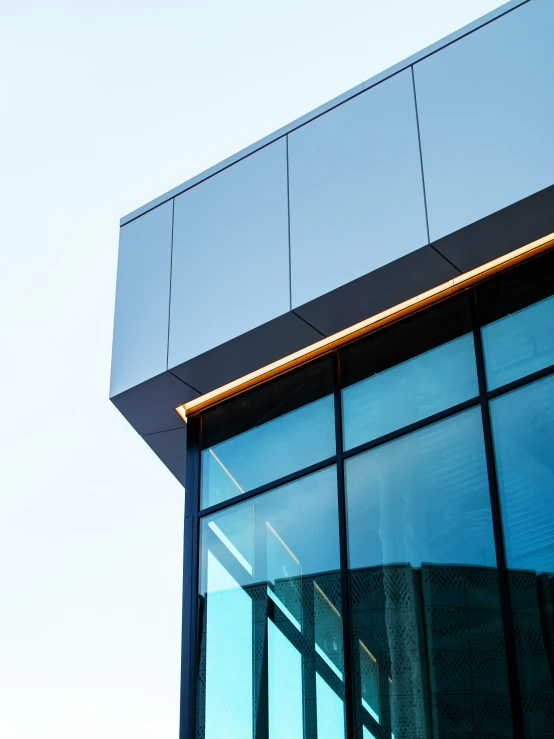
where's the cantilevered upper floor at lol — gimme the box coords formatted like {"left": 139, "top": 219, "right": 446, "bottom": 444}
{"left": 110, "top": 0, "right": 554, "bottom": 482}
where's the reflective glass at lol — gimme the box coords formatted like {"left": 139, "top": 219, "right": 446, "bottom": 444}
{"left": 198, "top": 467, "right": 346, "bottom": 739}
{"left": 483, "top": 294, "right": 554, "bottom": 390}
{"left": 201, "top": 359, "right": 334, "bottom": 508}
{"left": 346, "top": 409, "right": 512, "bottom": 738}
{"left": 341, "top": 297, "right": 478, "bottom": 450}
{"left": 492, "top": 374, "right": 554, "bottom": 572}
{"left": 479, "top": 250, "right": 554, "bottom": 390}
{"left": 491, "top": 374, "right": 554, "bottom": 736}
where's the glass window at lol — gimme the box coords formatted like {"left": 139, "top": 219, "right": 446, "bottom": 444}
{"left": 479, "top": 250, "right": 554, "bottom": 390}
{"left": 346, "top": 409, "right": 512, "bottom": 738}
{"left": 346, "top": 408, "right": 496, "bottom": 569}
{"left": 197, "top": 466, "right": 346, "bottom": 739}
{"left": 201, "top": 358, "right": 335, "bottom": 508}
{"left": 491, "top": 373, "right": 554, "bottom": 573}
{"left": 491, "top": 373, "right": 554, "bottom": 737}
{"left": 341, "top": 296, "right": 478, "bottom": 450}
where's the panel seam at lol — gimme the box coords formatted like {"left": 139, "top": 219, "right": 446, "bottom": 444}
{"left": 291, "top": 308, "right": 326, "bottom": 338}
{"left": 286, "top": 135, "right": 293, "bottom": 311}
{"left": 411, "top": 64, "right": 431, "bottom": 247}
{"left": 166, "top": 198, "right": 175, "bottom": 369}
{"left": 168, "top": 367, "right": 203, "bottom": 396}
{"left": 411, "top": 64, "right": 463, "bottom": 275}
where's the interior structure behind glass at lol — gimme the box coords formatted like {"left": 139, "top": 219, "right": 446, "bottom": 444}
{"left": 186, "top": 249, "right": 554, "bottom": 739}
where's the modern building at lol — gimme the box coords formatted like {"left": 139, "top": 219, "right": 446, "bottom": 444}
{"left": 110, "top": 1, "right": 554, "bottom": 737}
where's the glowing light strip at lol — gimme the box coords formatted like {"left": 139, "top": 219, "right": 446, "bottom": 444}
{"left": 176, "top": 232, "right": 554, "bottom": 419}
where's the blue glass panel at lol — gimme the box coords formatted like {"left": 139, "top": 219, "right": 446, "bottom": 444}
{"left": 316, "top": 673, "right": 346, "bottom": 739}
{"left": 268, "top": 620, "right": 303, "bottom": 739}
{"left": 203, "top": 551, "right": 253, "bottom": 739}
{"left": 342, "top": 333, "right": 478, "bottom": 450}
{"left": 491, "top": 373, "right": 554, "bottom": 572}
{"left": 345, "top": 408, "right": 495, "bottom": 569}
{"left": 483, "top": 294, "right": 554, "bottom": 390}
{"left": 201, "top": 394, "right": 335, "bottom": 508}
{"left": 346, "top": 408, "right": 510, "bottom": 736}
{"left": 198, "top": 467, "right": 346, "bottom": 739}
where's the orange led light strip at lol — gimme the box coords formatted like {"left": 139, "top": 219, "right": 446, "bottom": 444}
{"left": 176, "top": 231, "right": 554, "bottom": 420}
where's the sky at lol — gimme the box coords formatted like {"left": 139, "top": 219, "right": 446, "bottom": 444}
{"left": 0, "top": 1, "right": 508, "bottom": 737}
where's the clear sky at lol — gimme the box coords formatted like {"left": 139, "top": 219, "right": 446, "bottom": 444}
{"left": 1, "top": 1, "right": 507, "bottom": 737}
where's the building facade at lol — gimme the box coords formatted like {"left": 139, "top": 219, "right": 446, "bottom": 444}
{"left": 110, "top": 1, "right": 554, "bottom": 737}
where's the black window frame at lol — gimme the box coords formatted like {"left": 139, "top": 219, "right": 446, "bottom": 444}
{"left": 180, "top": 249, "right": 554, "bottom": 739}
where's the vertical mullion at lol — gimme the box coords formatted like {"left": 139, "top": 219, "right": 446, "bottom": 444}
{"left": 180, "top": 413, "right": 201, "bottom": 739}
{"left": 333, "top": 350, "right": 356, "bottom": 739}
{"left": 471, "top": 290, "right": 524, "bottom": 738}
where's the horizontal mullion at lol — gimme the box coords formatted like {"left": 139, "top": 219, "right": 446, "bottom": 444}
{"left": 341, "top": 396, "right": 480, "bottom": 461}
{"left": 198, "top": 456, "right": 337, "bottom": 518}
{"left": 485, "top": 361, "right": 554, "bottom": 400}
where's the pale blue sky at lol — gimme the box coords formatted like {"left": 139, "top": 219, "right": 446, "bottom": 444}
{"left": 1, "top": 1, "right": 506, "bottom": 737}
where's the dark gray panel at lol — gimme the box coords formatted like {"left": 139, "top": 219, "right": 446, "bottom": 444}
{"left": 432, "top": 184, "right": 554, "bottom": 273}
{"left": 288, "top": 68, "right": 428, "bottom": 308}
{"left": 143, "top": 427, "right": 187, "bottom": 487}
{"left": 110, "top": 370, "right": 197, "bottom": 436}
{"left": 110, "top": 201, "right": 173, "bottom": 398}
{"left": 415, "top": 0, "right": 554, "bottom": 243}
{"left": 170, "top": 311, "right": 322, "bottom": 395}
{"left": 295, "top": 245, "right": 459, "bottom": 337}
{"left": 168, "top": 140, "right": 290, "bottom": 370}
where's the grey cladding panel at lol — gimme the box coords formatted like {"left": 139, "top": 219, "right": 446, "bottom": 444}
{"left": 168, "top": 140, "right": 290, "bottom": 369}
{"left": 415, "top": 0, "right": 554, "bottom": 243}
{"left": 288, "top": 68, "right": 428, "bottom": 308}
{"left": 110, "top": 202, "right": 173, "bottom": 397}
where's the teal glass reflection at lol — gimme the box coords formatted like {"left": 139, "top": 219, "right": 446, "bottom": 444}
{"left": 490, "top": 362, "right": 554, "bottom": 737}
{"left": 346, "top": 409, "right": 511, "bottom": 737}
{"left": 345, "top": 408, "right": 496, "bottom": 569}
{"left": 201, "top": 394, "right": 335, "bottom": 508}
{"left": 491, "top": 373, "right": 554, "bottom": 573}
{"left": 204, "top": 551, "right": 253, "bottom": 739}
{"left": 482, "top": 293, "right": 554, "bottom": 390}
{"left": 342, "top": 334, "right": 478, "bottom": 450}
{"left": 198, "top": 467, "right": 346, "bottom": 739}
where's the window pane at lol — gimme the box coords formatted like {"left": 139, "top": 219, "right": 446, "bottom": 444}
{"left": 201, "top": 358, "right": 335, "bottom": 508}
{"left": 198, "top": 467, "right": 346, "bottom": 739}
{"left": 340, "top": 296, "right": 477, "bottom": 450}
{"left": 346, "top": 409, "right": 513, "bottom": 738}
{"left": 491, "top": 375, "right": 554, "bottom": 737}
{"left": 491, "top": 374, "right": 554, "bottom": 572}
{"left": 346, "top": 409, "right": 496, "bottom": 569}
{"left": 479, "top": 250, "right": 554, "bottom": 390}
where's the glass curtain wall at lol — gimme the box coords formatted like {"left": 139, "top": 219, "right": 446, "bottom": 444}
{"left": 187, "top": 249, "right": 554, "bottom": 739}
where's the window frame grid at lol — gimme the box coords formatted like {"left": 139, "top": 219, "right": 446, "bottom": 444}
{"left": 181, "top": 274, "right": 554, "bottom": 739}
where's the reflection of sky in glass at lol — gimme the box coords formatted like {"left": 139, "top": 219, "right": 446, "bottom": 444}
{"left": 201, "top": 466, "right": 340, "bottom": 593}
{"left": 205, "top": 552, "right": 252, "bottom": 739}
{"left": 342, "top": 334, "right": 478, "bottom": 450}
{"left": 268, "top": 620, "right": 303, "bottom": 739}
{"left": 199, "top": 466, "right": 344, "bottom": 738}
{"left": 346, "top": 409, "right": 496, "bottom": 569}
{"left": 483, "top": 294, "right": 554, "bottom": 390}
{"left": 491, "top": 374, "right": 554, "bottom": 573}
{"left": 201, "top": 395, "right": 335, "bottom": 507}
{"left": 316, "top": 673, "right": 345, "bottom": 739}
